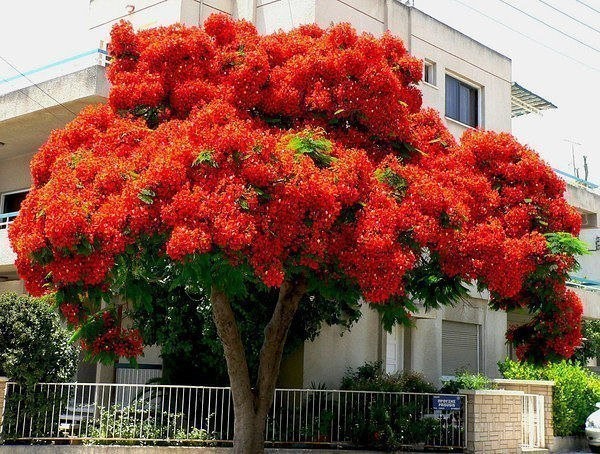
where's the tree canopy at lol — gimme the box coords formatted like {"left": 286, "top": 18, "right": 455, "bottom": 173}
{"left": 10, "top": 15, "right": 583, "bottom": 367}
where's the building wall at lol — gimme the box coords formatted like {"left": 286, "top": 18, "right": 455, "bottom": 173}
{"left": 301, "top": 305, "right": 381, "bottom": 388}
{"left": 88, "top": 0, "right": 234, "bottom": 45}
{"left": 0, "top": 153, "right": 32, "bottom": 194}
{"left": 0, "top": 279, "right": 24, "bottom": 294}
{"left": 256, "top": 0, "right": 316, "bottom": 34}
{"left": 408, "top": 7, "right": 512, "bottom": 134}
{"left": 405, "top": 297, "right": 508, "bottom": 386}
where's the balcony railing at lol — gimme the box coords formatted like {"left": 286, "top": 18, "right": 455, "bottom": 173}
{"left": 0, "top": 48, "right": 109, "bottom": 96}
{"left": 554, "top": 168, "right": 599, "bottom": 190}
{"left": 0, "top": 211, "right": 18, "bottom": 230}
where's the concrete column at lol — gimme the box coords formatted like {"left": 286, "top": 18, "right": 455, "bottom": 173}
{"left": 408, "top": 316, "right": 442, "bottom": 385}
{"left": 494, "top": 378, "right": 555, "bottom": 450}
{"left": 463, "top": 389, "right": 524, "bottom": 454}
{"left": 235, "top": 0, "right": 257, "bottom": 22}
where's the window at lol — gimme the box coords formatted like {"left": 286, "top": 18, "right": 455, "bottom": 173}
{"left": 581, "top": 212, "right": 598, "bottom": 229}
{"left": 445, "top": 74, "right": 478, "bottom": 127}
{"left": 1, "top": 190, "right": 28, "bottom": 214}
{"left": 0, "top": 189, "right": 28, "bottom": 229}
{"left": 442, "top": 321, "right": 481, "bottom": 375}
{"left": 423, "top": 60, "right": 436, "bottom": 85}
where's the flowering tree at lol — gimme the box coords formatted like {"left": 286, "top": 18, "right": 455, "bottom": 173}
{"left": 10, "top": 15, "right": 584, "bottom": 452}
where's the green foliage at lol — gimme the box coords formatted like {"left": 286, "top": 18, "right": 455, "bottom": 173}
{"left": 85, "top": 403, "right": 212, "bottom": 446}
{"left": 2, "top": 386, "right": 69, "bottom": 440}
{"left": 137, "top": 188, "right": 156, "bottom": 205}
{"left": 288, "top": 131, "right": 336, "bottom": 168}
{"left": 108, "top": 234, "right": 363, "bottom": 384}
{"left": 374, "top": 167, "right": 407, "bottom": 199}
{"left": 572, "top": 319, "right": 600, "bottom": 365}
{"left": 544, "top": 232, "right": 589, "bottom": 258}
{"left": 499, "top": 358, "right": 600, "bottom": 436}
{"left": 349, "top": 398, "right": 441, "bottom": 451}
{"left": 0, "top": 292, "right": 78, "bottom": 386}
{"left": 440, "top": 372, "right": 494, "bottom": 394}
{"left": 341, "top": 361, "right": 436, "bottom": 393}
{"left": 374, "top": 253, "right": 469, "bottom": 332}
{"left": 136, "top": 285, "right": 361, "bottom": 385}
{"left": 192, "top": 149, "right": 217, "bottom": 167}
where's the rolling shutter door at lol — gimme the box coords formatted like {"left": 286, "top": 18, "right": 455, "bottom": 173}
{"left": 442, "top": 321, "right": 480, "bottom": 375}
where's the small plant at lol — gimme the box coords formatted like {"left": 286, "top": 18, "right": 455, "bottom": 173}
{"left": 83, "top": 399, "right": 215, "bottom": 446}
{"left": 440, "top": 371, "right": 494, "bottom": 394}
{"left": 341, "top": 361, "right": 436, "bottom": 393}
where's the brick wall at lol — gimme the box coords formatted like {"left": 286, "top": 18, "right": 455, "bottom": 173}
{"left": 463, "top": 389, "right": 524, "bottom": 454}
{"left": 494, "top": 378, "right": 554, "bottom": 450}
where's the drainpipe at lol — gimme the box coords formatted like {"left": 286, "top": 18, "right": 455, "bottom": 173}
{"left": 407, "top": 0, "right": 412, "bottom": 53}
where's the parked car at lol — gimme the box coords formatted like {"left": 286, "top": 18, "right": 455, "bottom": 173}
{"left": 585, "top": 403, "right": 600, "bottom": 452}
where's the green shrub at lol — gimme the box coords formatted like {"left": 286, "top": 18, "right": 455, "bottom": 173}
{"left": 349, "top": 398, "right": 441, "bottom": 451}
{"left": 440, "top": 371, "right": 494, "bottom": 394}
{"left": 0, "top": 292, "right": 78, "bottom": 385}
{"left": 85, "top": 401, "right": 213, "bottom": 446}
{"left": 0, "top": 293, "right": 79, "bottom": 441}
{"left": 341, "top": 361, "right": 436, "bottom": 393}
{"left": 499, "top": 358, "right": 600, "bottom": 436}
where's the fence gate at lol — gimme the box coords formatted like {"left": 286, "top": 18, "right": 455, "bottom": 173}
{"left": 521, "top": 393, "right": 545, "bottom": 448}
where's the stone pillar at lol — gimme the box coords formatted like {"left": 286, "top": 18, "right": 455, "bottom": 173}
{"left": 493, "top": 378, "right": 554, "bottom": 451}
{"left": 0, "top": 377, "right": 8, "bottom": 432}
{"left": 463, "top": 389, "right": 524, "bottom": 454}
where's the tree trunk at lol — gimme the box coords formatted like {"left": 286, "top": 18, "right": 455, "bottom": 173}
{"left": 211, "top": 277, "right": 306, "bottom": 454}
{"left": 232, "top": 406, "right": 267, "bottom": 454}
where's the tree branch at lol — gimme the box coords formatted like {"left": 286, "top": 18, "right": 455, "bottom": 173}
{"left": 255, "top": 276, "right": 307, "bottom": 416}
{"left": 210, "top": 285, "right": 254, "bottom": 411}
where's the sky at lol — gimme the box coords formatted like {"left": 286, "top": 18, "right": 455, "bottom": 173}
{"left": 0, "top": 0, "right": 599, "bottom": 180}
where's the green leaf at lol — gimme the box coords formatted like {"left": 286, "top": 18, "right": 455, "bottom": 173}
{"left": 288, "top": 131, "right": 337, "bottom": 168}
{"left": 192, "top": 149, "right": 218, "bottom": 168}
{"left": 374, "top": 167, "right": 407, "bottom": 200}
{"left": 545, "top": 232, "right": 589, "bottom": 256}
{"left": 138, "top": 188, "right": 156, "bottom": 205}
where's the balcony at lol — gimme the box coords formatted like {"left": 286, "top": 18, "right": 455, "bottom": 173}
{"left": 0, "top": 47, "right": 110, "bottom": 162}
{"left": 0, "top": 211, "right": 17, "bottom": 269}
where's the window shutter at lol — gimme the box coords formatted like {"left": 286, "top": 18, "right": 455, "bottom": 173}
{"left": 442, "top": 321, "right": 480, "bottom": 375}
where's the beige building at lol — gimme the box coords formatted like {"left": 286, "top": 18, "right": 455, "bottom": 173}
{"left": 0, "top": 0, "right": 586, "bottom": 387}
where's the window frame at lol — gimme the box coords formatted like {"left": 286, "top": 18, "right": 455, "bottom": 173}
{"left": 0, "top": 188, "right": 29, "bottom": 215}
{"left": 423, "top": 59, "right": 437, "bottom": 87}
{"left": 444, "top": 72, "right": 481, "bottom": 128}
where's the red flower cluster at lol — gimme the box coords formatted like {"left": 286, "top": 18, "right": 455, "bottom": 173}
{"left": 9, "top": 16, "right": 582, "bottom": 362}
